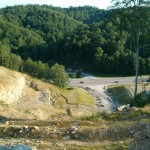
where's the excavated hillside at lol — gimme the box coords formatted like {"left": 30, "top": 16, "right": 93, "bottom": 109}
{"left": 0, "top": 66, "right": 150, "bottom": 150}
{"left": 0, "top": 66, "right": 96, "bottom": 120}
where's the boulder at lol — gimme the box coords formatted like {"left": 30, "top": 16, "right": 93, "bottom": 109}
{"left": 117, "top": 104, "right": 132, "bottom": 112}
{"left": 70, "top": 122, "right": 78, "bottom": 134}
{"left": 0, "top": 144, "right": 34, "bottom": 150}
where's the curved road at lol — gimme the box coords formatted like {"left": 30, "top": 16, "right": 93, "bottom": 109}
{"left": 69, "top": 76, "right": 136, "bottom": 87}
{"left": 69, "top": 76, "right": 149, "bottom": 112}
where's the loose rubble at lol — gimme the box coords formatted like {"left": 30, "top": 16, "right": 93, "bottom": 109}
{"left": 0, "top": 121, "right": 79, "bottom": 141}
{"left": 129, "top": 124, "right": 150, "bottom": 150}
{"left": 83, "top": 86, "right": 120, "bottom": 112}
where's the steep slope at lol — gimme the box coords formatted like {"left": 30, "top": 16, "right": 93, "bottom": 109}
{"left": 0, "top": 67, "right": 25, "bottom": 103}
{"left": 0, "top": 66, "right": 96, "bottom": 120}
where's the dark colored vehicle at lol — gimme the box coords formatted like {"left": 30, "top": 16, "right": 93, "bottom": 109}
{"left": 114, "top": 81, "right": 119, "bottom": 83}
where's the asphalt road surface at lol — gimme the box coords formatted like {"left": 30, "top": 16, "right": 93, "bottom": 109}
{"left": 69, "top": 76, "right": 136, "bottom": 87}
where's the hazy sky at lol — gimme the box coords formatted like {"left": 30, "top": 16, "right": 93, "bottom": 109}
{"left": 0, "top": 0, "right": 112, "bottom": 9}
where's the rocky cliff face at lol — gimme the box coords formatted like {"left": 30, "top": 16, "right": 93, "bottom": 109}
{"left": 0, "top": 66, "right": 63, "bottom": 119}
{"left": 0, "top": 66, "right": 64, "bottom": 106}
{"left": 0, "top": 74, "right": 25, "bottom": 104}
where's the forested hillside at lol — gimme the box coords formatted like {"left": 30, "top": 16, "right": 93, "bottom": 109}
{"left": 0, "top": 5, "right": 149, "bottom": 77}
{"left": 51, "top": 6, "right": 107, "bottom": 24}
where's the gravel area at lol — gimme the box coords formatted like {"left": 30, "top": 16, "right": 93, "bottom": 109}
{"left": 83, "top": 84, "right": 120, "bottom": 113}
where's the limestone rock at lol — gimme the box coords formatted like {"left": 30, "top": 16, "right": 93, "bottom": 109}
{"left": 117, "top": 104, "right": 132, "bottom": 112}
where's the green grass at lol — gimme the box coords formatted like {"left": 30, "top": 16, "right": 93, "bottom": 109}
{"left": 108, "top": 85, "right": 133, "bottom": 104}
{"left": 37, "top": 141, "right": 129, "bottom": 150}
{"left": 69, "top": 88, "right": 94, "bottom": 106}
{"left": 103, "top": 110, "right": 150, "bottom": 122}
{"left": 79, "top": 109, "right": 150, "bottom": 122}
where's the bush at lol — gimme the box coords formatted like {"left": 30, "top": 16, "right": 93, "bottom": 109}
{"left": 136, "top": 91, "right": 150, "bottom": 107}
{"left": 76, "top": 71, "right": 83, "bottom": 78}
{"left": 69, "top": 74, "right": 76, "bottom": 78}
{"left": 81, "top": 112, "right": 108, "bottom": 122}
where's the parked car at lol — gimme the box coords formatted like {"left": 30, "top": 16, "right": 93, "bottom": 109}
{"left": 113, "top": 81, "right": 119, "bottom": 83}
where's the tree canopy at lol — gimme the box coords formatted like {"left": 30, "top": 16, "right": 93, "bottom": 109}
{"left": 49, "top": 63, "right": 68, "bottom": 88}
{"left": 0, "top": 4, "right": 149, "bottom": 80}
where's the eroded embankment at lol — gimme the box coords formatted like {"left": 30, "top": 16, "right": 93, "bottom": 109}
{"left": 0, "top": 67, "right": 25, "bottom": 104}
{"left": 83, "top": 85, "right": 120, "bottom": 113}
{"left": 0, "top": 66, "right": 98, "bottom": 120}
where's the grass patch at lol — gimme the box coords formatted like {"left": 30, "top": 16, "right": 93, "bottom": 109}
{"left": 108, "top": 85, "right": 133, "bottom": 104}
{"left": 103, "top": 110, "right": 150, "bottom": 121}
{"left": 140, "top": 104, "right": 150, "bottom": 113}
{"left": 37, "top": 141, "right": 130, "bottom": 150}
{"left": 64, "top": 142, "right": 129, "bottom": 150}
{"left": 78, "top": 106, "right": 150, "bottom": 123}
{"left": 68, "top": 88, "right": 94, "bottom": 106}
{"left": 80, "top": 112, "right": 107, "bottom": 122}
{"left": 55, "top": 98, "right": 66, "bottom": 108}
{"left": 77, "top": 115, "right": 148, "bottom": 142}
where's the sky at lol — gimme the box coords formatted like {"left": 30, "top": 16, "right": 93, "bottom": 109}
{"left": 0, "top": 0, "right": 112, "bottom": 9}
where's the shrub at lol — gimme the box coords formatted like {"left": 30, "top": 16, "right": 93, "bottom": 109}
{"left": 136, "top": 91, "right": 150, "bottom": 107}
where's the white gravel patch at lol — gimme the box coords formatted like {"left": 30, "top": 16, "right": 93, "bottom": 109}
{"left": 83, "top": 84, "right": 120, "bottom": 113}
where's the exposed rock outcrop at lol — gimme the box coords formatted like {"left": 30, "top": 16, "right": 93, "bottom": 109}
{"left": 116, "top": 104, "right": 132, "bottom": 112}
{"left": 0, "top": 67, "right": 25, "bottom": 104}
{"left": 129, "top": 124, "right": 150, "bottom": 150}
{"left": 0, "top": 66, "right": 97, "bottom": 120}
{"left": 0, "top": 144, "right": 34, "bottom": 150}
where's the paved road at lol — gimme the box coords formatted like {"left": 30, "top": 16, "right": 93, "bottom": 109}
{"left": 69, "top": 76, "right": 136, "bottom": 87}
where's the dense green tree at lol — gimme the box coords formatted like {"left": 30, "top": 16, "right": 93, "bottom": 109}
{"left": 0, "top": 44, "right": 23, "bottom": 71}
{"left": 0, "top": 45, "right": 10, "bottom": 67}
{"left": 57, "top": 6, "right": 107, "bottom": 24}
{"left": 49, "top": 63, "right": 68, "bottom": 88}
{"left": 23, "top": 58, "right": 49, "bottom": 78}
{"left": 110, "top": 0, "right": 150, "bottom": 104}
{"left": 8, "top": 54, "right": 22, "bottom": 71}
{"left": 1, "top": 5, "right": 86, "bottom": 42}
{"left": 0, "top": 5, "right": 149, "bottom": 80}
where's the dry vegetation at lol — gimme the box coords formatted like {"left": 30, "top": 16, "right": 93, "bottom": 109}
{"left": 0, "top": 106, "right": 149, "bottom": 149}
{"left": 0, "top": 66, "right": 150, "bottom": 149}
{"left": 0, "top": 66, "right": 96, "bottom": 120}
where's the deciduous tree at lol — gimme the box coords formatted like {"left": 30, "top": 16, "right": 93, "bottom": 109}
{"left": 110, "top": 0, "right": 150, "bottom": 105}
{"left": 49, "top": 63, "right": 68, "bottom": 88}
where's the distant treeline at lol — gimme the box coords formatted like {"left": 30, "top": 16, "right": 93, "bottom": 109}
{"left": 0, "top": 5, "right": 149, "bottom": 76}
